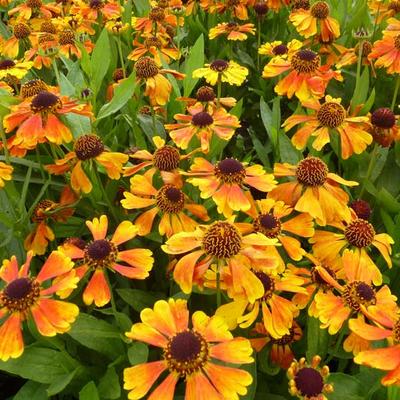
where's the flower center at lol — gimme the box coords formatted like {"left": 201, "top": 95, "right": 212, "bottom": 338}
{"left": 210, "top": 59, "right": 229, "bottom": 72}
{"left": 317, "top": 102, "right": 346, "bottom": 128}
{"left": 389, "top": 0, "right": 400, "bottom": 13}
{"left": 149, "top": 7, "right": 165, "bottom": 21}
{"left": 295, "top": 157, "right": 328, "bottom": 186}
{"left": 112, "top": 68, "right": 124, "bottom": 82}
{"left": 225, "top": 21, "right": 238, "bottom": 31}
{"left": 214, "top": 158, "right": 246, "bottom": 185}
{"left": 344, "top": 218, "right": 375, "bottom": 248}
{"left": 1, "top": 278, "right": 40, "bottom": 313}
{"left": 153, "top": 145, "right": 180, "bottom": 171}
{"left": 253, "top": 1, "right": 269, "bottom": 15}
{"left": 21, "top": 79, "right": 47, "bottom": 99}
{"left": 273, "top": 44, "right": 288, "bottom": 55}
{"left": 191, "top": 111, "right": 214, "bottom": 127}
{"left": 395, "top": 35, "right": 400, "bottom": 51}
{"left": 343, "top": 281, "right": 376, "bottom": 311}
{"left": 291, "top": 50, "right": 320, "bottom": 74}
{"left": 38, "top": 33, "right": 56, "bottom": 46}
{"left": 64, "top": 237, "right": 87, "bottom": 249}
{"left": 0, "top": 60, "right": 16, "bottom": 70}
{"left": 59, "top": 30, "right": 75, "bottom": 45}
{"left": 350, "top": 199, "right": 371, "bottom": 220}
{"left": 144, "top": 36, "right": 162, "bottom": 49}
{"left": 156, "top": 185, "right": 185, "bottom": 214}
{"left": 196, "top": 86, "right": 216, "bottom": 102}
{"left": 272, "top": 327, "right": 295, "bottom": 345}
{"left": 292, "top": 0, "right": 310, "bottom": 10}
{"left": 393, "top": 319, "right": 400, "bottom": 343}
{"left": 30, "top": 91, "right": 62, "bottom": 113}
{"left": 164, "top": 330, "right": 209, "bottom": 377}
{"left": 14, "top": 23, "right": 31, "bottom": 39}
{"left": 254, "top": 271, "right": 275, "bottom": 301}
{"left": 40, "top": 21, "right": 57, "bottom": 33}
{"left": 202, "top": 221, "right": 242, "bottom": 259}
{"left": 74, "top": 134, "right": 105, "bottom": 160}
{"left": 31, "top": 199, "right": 55, "bottom": 222}
{"left": 134, "top": 57, "right": 159, "bottom": 79}
{"left": 89, "top": 0, "right": 103, "bottom": 8}
{"left": 26, "top": 0, "right": 42, "bottom": 8}
{"left": 355, "top": 41, "right": 372, "bottom": 57}
{"left": 253, "top": 213, "right": 281, "bottom": 238}
{"left": 84, "top": 239, "right": 117, "bottom": 269}
{"left": 310, "top": 1, "right": 329, "bottom": 18}
{"left": 311, "top": 265, "right": 337, "bottom": 288}
{"left": 371, "top": 108, "right": 396, "bottom": 129}
{"left": 294, "top": 367, "right": 324, "bottom": 397}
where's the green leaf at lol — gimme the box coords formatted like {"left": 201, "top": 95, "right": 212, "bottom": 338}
{"left": 98, "top": 367, "right": 121, "bottom": 399}
{"left": 46, "top": 368, "right": 80, "bottom": 396}
{"left": 351, "top": 67, "right": 370, "bottom": 109}
{"left": 278, "top": 133, "right": 302, "bottom": 164}
{"left": 240, "top": 362, "right": 257, "bottom": 400}
{"left": 183, "top": 34, "right": 204, "bottom": 97}
{"left": 79, "top": 381, "right": 100, "bottom": 400}
{"left": 360, "top": 88, "right": 376, "bottom": 114}
{"left": 328, "top": 373, "right": 364, "bottom": 400}
{"left": 117, "top": 288, "right": 165, "bottom": 312}
{"left": 128, "top": 342, "right": 149, "bottom": 366}
{"left": 377, "top": 187, "right": 400, "bottom": 213}
{"left": 96, "top": 72, "right": 137, "bottom": 120}
{"left": 13, "top": 381, "right": 48, "bottom": 400}
{"left": 307, "top": 316, "right": 329, "bottom": 360}
{"left": 258, "top": 345, "right": 280, "bottom": 376}
{"left": 91, "top": 28, "right": 111, "bottom": 96}
{"left": 260, "top": 97, "right": 278, "bottom": 152}
{"left": 137, "top": 113, "right": 166, "bottom": 141}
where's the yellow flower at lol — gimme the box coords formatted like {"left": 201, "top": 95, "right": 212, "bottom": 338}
{"left": 0, "top": 162, "right": 13, "bottom": 187}
{"left": 0, "top": 59, "right": 33, "bottom": 79}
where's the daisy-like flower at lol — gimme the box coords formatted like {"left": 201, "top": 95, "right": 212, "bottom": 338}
{"left": 258, "top": 39, "right": 303, "bottom": 58}
{"left": 23, "top": 34, "right": 57, "bottom": 70}
{"left": 121, "top": 173, "right": 209, "bottom": 237}
{"left": 370, "top": 107, "right": 400, "bottom": 147}
{"left": 57, "top": 29, "right": 95, "bottom": 59}
{"left": 59, "top": 215, "right": 154, "bottom": 307}
{"left": 134, "top": 57, "right": 185, "bottom": 106}
{"left": 0, "top": 59, "right": 33, "bottom": 80}
{"left": 124, "top": 298, "right": 254, "bottom": 400}
{"left": 210, "top": 0, "right": 253, "bottom": 19}
{"left": 262, "top": 49, "right": 342, "bottom": 103}
{"left": 8, "top": 0, "right": 61, "bottom": 20}
{"left": 192, "top": 59, "right": 248, "bottom": 86}
{"left": 266, "top": 0, "right": 290, "bottom": 12}
{"left": 70, "top": 0, "right": 121, "bottom": 21}
{"left": 287, "top": 356, "right": 334, "bottom": 399}
{"left": 45, "top": 134, "right": 128, "bottom": 194}
{"left": 310, "top": 250, "right": 398, "bottom": 332}
{"left": 269, "top": 156, "right": 358, "bottom": 226}
{"left": 289, "top": 1, "right": 340, "bottom": 41}
{"left": 310, "top": 211, "right": 394, "bottom": 285}
{"left": 335, "top": 40, "right": 373, "bottom": 69}
{"left": 0, "top": 251, "right": 79, "bottom": 361}
{"left": 2, "top": 22, "right": 33, "bottom": 58}
{"left": 165, "top": 104, "right": 240, "bottom": 153}
{"left": 282, "top": 96, "right": 372, "bottom": 159}
{"left": 209, "top": 22, "right": 255, "bottom": 41}
{"left": 0, "top": 162, "right": 13, "bottom": 188}
{"left": 186, "top": 157, "right": 276, "bottom": 217}
{"left": 368, "top": 0, "right": 400, "bottom": 23}
{"left": 3, "top": 89, "right": 92, "bottom": 155}
{"left": 134, "top": 6, "right": 179, "bottom": 34}
{"left": 250, "top": 321, "right": 303, "bottom": 369}
{"left": 162, "top": 220, "right": 279, "bottom": 301}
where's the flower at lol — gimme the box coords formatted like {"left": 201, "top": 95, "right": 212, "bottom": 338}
{"left": 193, "top": 59, "right": 248, "bottom": 86}
{"left": 45, "top": 134, "right": 128, "bottom": 193}
{"left": 287, "top": 356, "right": 333, "bottom": 399}
{"left": 0, "top": 59, "right": 33, "bottom": 80}
{"left": 2, "top": 22, "right": 33, "bottom": 58}
{"left": 8, "top": 0, "right": 61, "bottom": 20}
{"left": 368, "top": 0, "right": 400, "bottom": 23}
{"left": 289, "top": 1, "right": 340, "bottom": 42}
{"left": 210, "top": 0, "right": 253, "bottom": 19}
{"left": 269, "top": 156, "right": 358, "bottom": 226}
{"left": 123, "top": 298, "right": 254, "bottom": 399}
{"left": 134, "top": 57, "right": 185, "bottom": 105}
{"left": 370, "top": 107, "right": 400, "bottom": 147}
{"left": 121, "top": 173, "right": 209, "bottom": 237}
{"left": 209, "top": 22, "right": 255, "bottom": 41}
{"left": 70, "top": 0, "right": 122, "bottom": 21}
{"left": 162, "top": 220, "right": 279, "bottom": 300}
{"left": 0, "top": 251, "right": 79, "bottom": 361}
{"left": 165, "top": 105, "right": 240, "bottom": 153}
{"left": 59, "top": 215, "right": 154, "bottom": 307}
{"left": 0, "top": 162, "right": 13, "bottom": 188}
{"left": 282, "top": 96, "right": 372, "bottom": 159}
{"left": 262, "top": 49, "right": 342, "bottom": 103}
{"left": 258, "top": 39, "right": 303, "bottom": 58}
{"left": 186, "top": 157, "right": 276, "bottom": 217}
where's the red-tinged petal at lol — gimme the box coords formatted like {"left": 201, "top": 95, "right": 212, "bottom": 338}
{"left": 0, "top": 256, "right": 19, "bottom": 283}
{"left": 112, "top": 263, "right": 151, "bottom": 280}
{"left": 355, "top": 345, "right": 400, "bottom": 371}
{"left": 83, "top": 269, "right": 111, "bottom": 307}
{"left": 0, "top": 314, "right": 24, "bottom": 361}
{"left": 173, "top": 250, "right": 204, "bottom": 294}
{"left": 126, "top": 322, "right": 169, "bottom": 347}
{"left": 148, "top": 372, "right": 178, "bottom": 400}
{"left": 44, "top": 115, "right": 72, "bottom": 144}
{"left": 112, "top": 221, "right": 138, "bottom": 245}
{"left": 210, "top": 338, "right": 253, "bottom": 364}
{"left": 162, "top": 231, "right": 203, "bottom": 254}
{"left": 36, "top": 250, "right": 74, "bottom": 283}
{"left": 86, "top": 215, "right": 108, "bottom": 241}
{"left": 349, "top": 317, "right": 392, "bottom": 341}
{"left": 185, "top": 372, "right": 223, "bottom": 400}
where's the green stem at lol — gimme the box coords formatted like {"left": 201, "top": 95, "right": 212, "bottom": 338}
{"left": 257, "top": 18, "right": 261, "bottom": 71}
{"left": 216, "top": 259, "right": 223, "bottom": 308}
{"left": 371, "top": 3, "right": 381, "bottom": 41}
{"left": 391, "top": 75, "right": 400, "bottom": 111}
{"left": 52, "top": 58, "right": 61, "bottom": 86}
{"left": 360, "top": 143, "right": 378, "bottom": 198}
{"left": 325, "top": 329, "right": 346, "bottom": 364}
{"left": 116, "top": 36, "right": 126, "bottom": 79}
{"left": 216, "top": 76, "right": 222, "bottom": 108}
{"left": 151, "top": 105, "right": 157, "bottom": 135}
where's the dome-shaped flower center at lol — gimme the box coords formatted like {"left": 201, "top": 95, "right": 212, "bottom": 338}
{"left": 156, "top": 185, "right": 185, "bottom": 214}
{"left": 273, "top": 44, "right": 288, "bottom": 55}
{"left": 0, "top": 60, "right": 16, "bottom": 70}
{"left": 113, "top": 68, "right": 124, "bottom": 82}
{"left": 253, "top": 2, "right": 269, "bottom": 16}
{"left": 59, "top": 30, "right": 75, "bottom": 45}
{"left": 149, "top": 7, "right": 165, "bottom": 21}
{"left": 203, "top": 221, "right": 242, "bottom": 259}
{"left": 30, "top": 91, "right": 62, "bottom": 113}
{"left": 144, "top": 36, "right": 162, "bottom": 49}
{"left": 191, "top": 111, "right": 214, "bottom": 127}
{"left": 294, "top": 367, "right": 324, "bottom": 397}
{"left": 164, "top": 330, "right": 208, "bottom": 376}
{"left": 14, "top": 23, "right": 31, "bottom": 39}
{"left": 395, "top": 35, "right": 400, "bottom": 51}
{"left": 74, "top": 134, "right": 105, "bottom": 160}
{"left": 1, "top": 277, "right": 40, "bottom": 312}
{"left": 371, "top": 108, "right": 396, "bottom": 129}
{"left": 64, "top": 237, "right": 87, "bottom": 250}
{"left": 226, "top": 21, "right": 238, "bottom": 31}
{"left": 292, "top": 0, "right": 310, "bottom": 10}
{"left": 134, "top": 57, "right": 159, "bottom": 79}
{"left": 295, "top": 157, "right": 328, "bottom": 186}
{"left": 344, "top": 218, "right": 375, "bottom": 248}
{"left": 253, "top": 213, "right": 281, "bottom": 238}
{"left": 389, "top": 0, "right": 400, "bottom": 13}
{"left": 343, "top": 281, "right": 376, "bottom": 311}
{"left": 291, "top": 50, "right": 320, "bottom": 73}
{"left": 350, "top": 199, "right": 371, "bottom": 220}
{"left": 214, "top": 158, "right": 246, "bottom": 185}
{"left": 210, "top": 59, "right": 229, "bottom": 72}
{"left": 31, "top": 199, "right": 55, "bottom": 222}
{"left": 317, "top": 102, "right": 346, "bottom": 128}
{"left": 84, "top": 239, "right": 117, "bottom": 269}
{"left": 21, "top": 79, "right": 47, "bottom": 99}
{"left": 254, "top": 271, "right": 275, "bottom": 300}
{"left": 310, "top": 1, "right": 329, "bottom": 18}
{"left": 38, "top": 33, "right": 56, "bottom": 46}
{"left": 153, "top": 145, "right": 180, "bottom": 171}
{"left": 393, "top": 319, "right": 400, "bottom": 343}
{"left": 40, "top": 21, "right": 57, "bottom": 33}
{"left": 196, "top": 86, "right": 216, "bottom": 102}
{"left": 89, "top": 0, "right": 103, "bottom": 8}
{"left": 26, "top": 0, "right": 42, "bottom": 8}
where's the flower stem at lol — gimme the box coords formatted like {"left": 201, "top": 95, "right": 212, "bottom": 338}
{"left": 359, "top": 143, "right": 378, "bottom": 198}
{"left": 391, "top": 74, "right": 400, "bottom": 111}
{"left": 52, "top": 58, "right": 61, "bottom": 86}
{"left": 116, "top": 36, "right": 126, "bottom": 79}
{"left": 216, "top": 76, "right": 222, "bottom": 108}
{"left": 257, "top": 19, "right": 261, "bottom": 71}
{"left": 216, "top": 259, "right": 223, "bottom": 308}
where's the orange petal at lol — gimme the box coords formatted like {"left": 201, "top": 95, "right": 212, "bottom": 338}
{"left": 83, "top": 269, "right": 111, "bottom": 307}
{"left": 86, "top": 215, "right": 108, "bottom": 241}
{"left": 173, "top": 250, "right": 204, "bottom": 294}
{"left": 148, "top": 372, "right": 178, "bottom": 400}
{"left": 111, "top": 220, "right": 138, "bottom": 245}
{"left": 210, "top": 338, "right": 253, "bottom": 364}
{"left": 71, "top": 161, "right": 92, "bottom": 194}
{"left": 0, "top": 314, "right": 24, "bottom": 361}
{"left": 36, "top": 250, "right": 74, "bottom": 283}
{"left": 185, "top": 372, "right": 223, "bottom": 400}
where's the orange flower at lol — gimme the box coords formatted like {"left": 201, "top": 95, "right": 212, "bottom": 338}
{"left": 262, "top": 49, "right": 342, "bottom": 103}
{"left": 57, "top": 29, "right": 95, "bottom": 59}
{"left": 269, "top": 156, "right": 358, "bottom": 226}
{"left": 266, "top": 0, "right": 290, "bottom": 12}
{"left": 209, "top": 22, "right": 255, "bottom": 41}
{"left": 211, "top": 0, "right": 252, "bottom": 19}
{"left": 165, "top": 104, "right": 240, "bottom": 152}
{"left": 289, "top": 1, "right": 340, "bottom": 41}
{"left": 0, "top": 250, "right": 79, "bottom": 361}
{"left": 258, "top": 39, "right": 303, "bottom": 58}
{"left": 70, "top": 0, "right": 122, "bottom": 21}
{"left": 59, "top": 215, "right": 154, "bottom": 307}
{"left": 310, "top": 211, "right": 394, "bottom": 285}
{"left": 45, "top": 134, "right": 128, "bottom": 194}
{"left": 1, "top": 22, "right": 33, "bottom": 58}
{"left": 124, "top": 298, "right": 254, "bottom": 400}
{"left": 121, "top": 172, "right": 209, "bottom": 237}
{"left": 8, "top": 0, "right": 61, "bottom": 20}
{"left": 134, "top": 57, "right": 185, "bottom": 106}
{"left": 282, "top": 95, "right": 372, "bottom": 159}
{"left": 335, "top": 40, "right": 373, "bottom": 69}
{"left": 133, "top": 7, "right": 179, "bottom": 34}
{"left": 162, "top": 220, "right": 279, "bottom": 300}
{"left": 187, "top": 157, "right": 276, "bottom": 217}
{"left": 370, "top": 107, "right": 400, "bottom": 147}
{"left": 368, "top": 0, "right": 400, "bottom": 23}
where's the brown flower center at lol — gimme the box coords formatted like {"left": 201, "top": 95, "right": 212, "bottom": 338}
{"left": 135, "top": 57, "right": 159, "bottom": 79}
{"left": 30, "top": 91, "right": 62, "bottom": 113}
{"left": 273, "top": 44, "right": 288, "bottom": 55}
{"left": 1, "top": 278, "right": 40, "bottom": 313}
{"left": 149, "top": 7, "right": 165, "bottom": 21}
{"left": 389, "top": 0, "right": 400, "bottom": 13}
{"left": 31, "top": 199, "right": 56, "bottom": 222}
{"left": 294, "top": 367, "right": 324, "bottom": 397}
{"left": 317, "top": 102, "right": 346, "bottom": 128}
{"left": 74, "top": 134, "right": 105, "bottom": 160}
{"left": 253, "top": 213, "right": 281, "bottom": 238}
{"left": 393, "top": 319, "right": 400, "bottom": 343}
{"left": 395, "top": 35, "right": 400, "bottom": 51}
{"left": 40, "top": 21, "right": 57, "bottom": 33}
{"left": 153, "top": 145, "right": 180, "bottom": 171}
{"left": 343, "top": 281, "right": 376, "bottom": 311}
{"left": 295, "top": 157, "right": 328, "bottom": 186}
{"left": 355, "top": 41, "right": 372, "bottom": 57}
{"left": 38, "top": 33, "right": 56, "bottom": 46}
{"left": 191, "top": 111, "right": 214, "bottom": 127}
{"left": 21, "top": 79, "right": 47, "bottom": 99}
{"left": 203, "top": 221, "right": 242, "bottom": 259}
{"left": 291, "top": 49, "right": 320, "bottom": 74}
{"left": 0, "top": 60, "right": 16, "bottom": 70}
{"left": 292, "top": 0, "right": 310, "bottom": 10}
{"left": 196, "top": 86, "right": 216, "bottom": 102}
{"left": 26, "top": 0, "right": 42, "bottom": 8}
{"left": 89, "top": 0, "right": 103, "bottom": 8}
{"left": 344, "top": 218, "right": 375, "bottom": 248}
{"left": 84, "top": 239, "right": 118, "bottom": 269}
{"left": 156, "top": 185, "right": 185, "bottom": 214}
{"left": 13, "top": 23, "right": 31, "bottom": 39}
{"left": 254, "top": 271, "right": 275, "bottom": 301}
{"left": 310, "top": 1, "right": 329, "bottom": 18}
{"left": 371, "top": 108, "right": 396, "bottom": 129}
{"left": 144, "top": 36, "right": 162, "bottom": 49}
{"left": 59, "top": 30, "right": 75, "bottom": 45}
{"left": 210, "top": 59, "right": 229, "bottom": 72}
{"left": 214, "top": 158, "right": 246, "bottom": 185}
{"left": 253, "top": 1, "right": 269, "bottom": 15}
{"left": 350, "top": 199, "right": 371, "bottom": 220}
{"left": 272, "top": 327, "right": 295, "bottom": 345}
